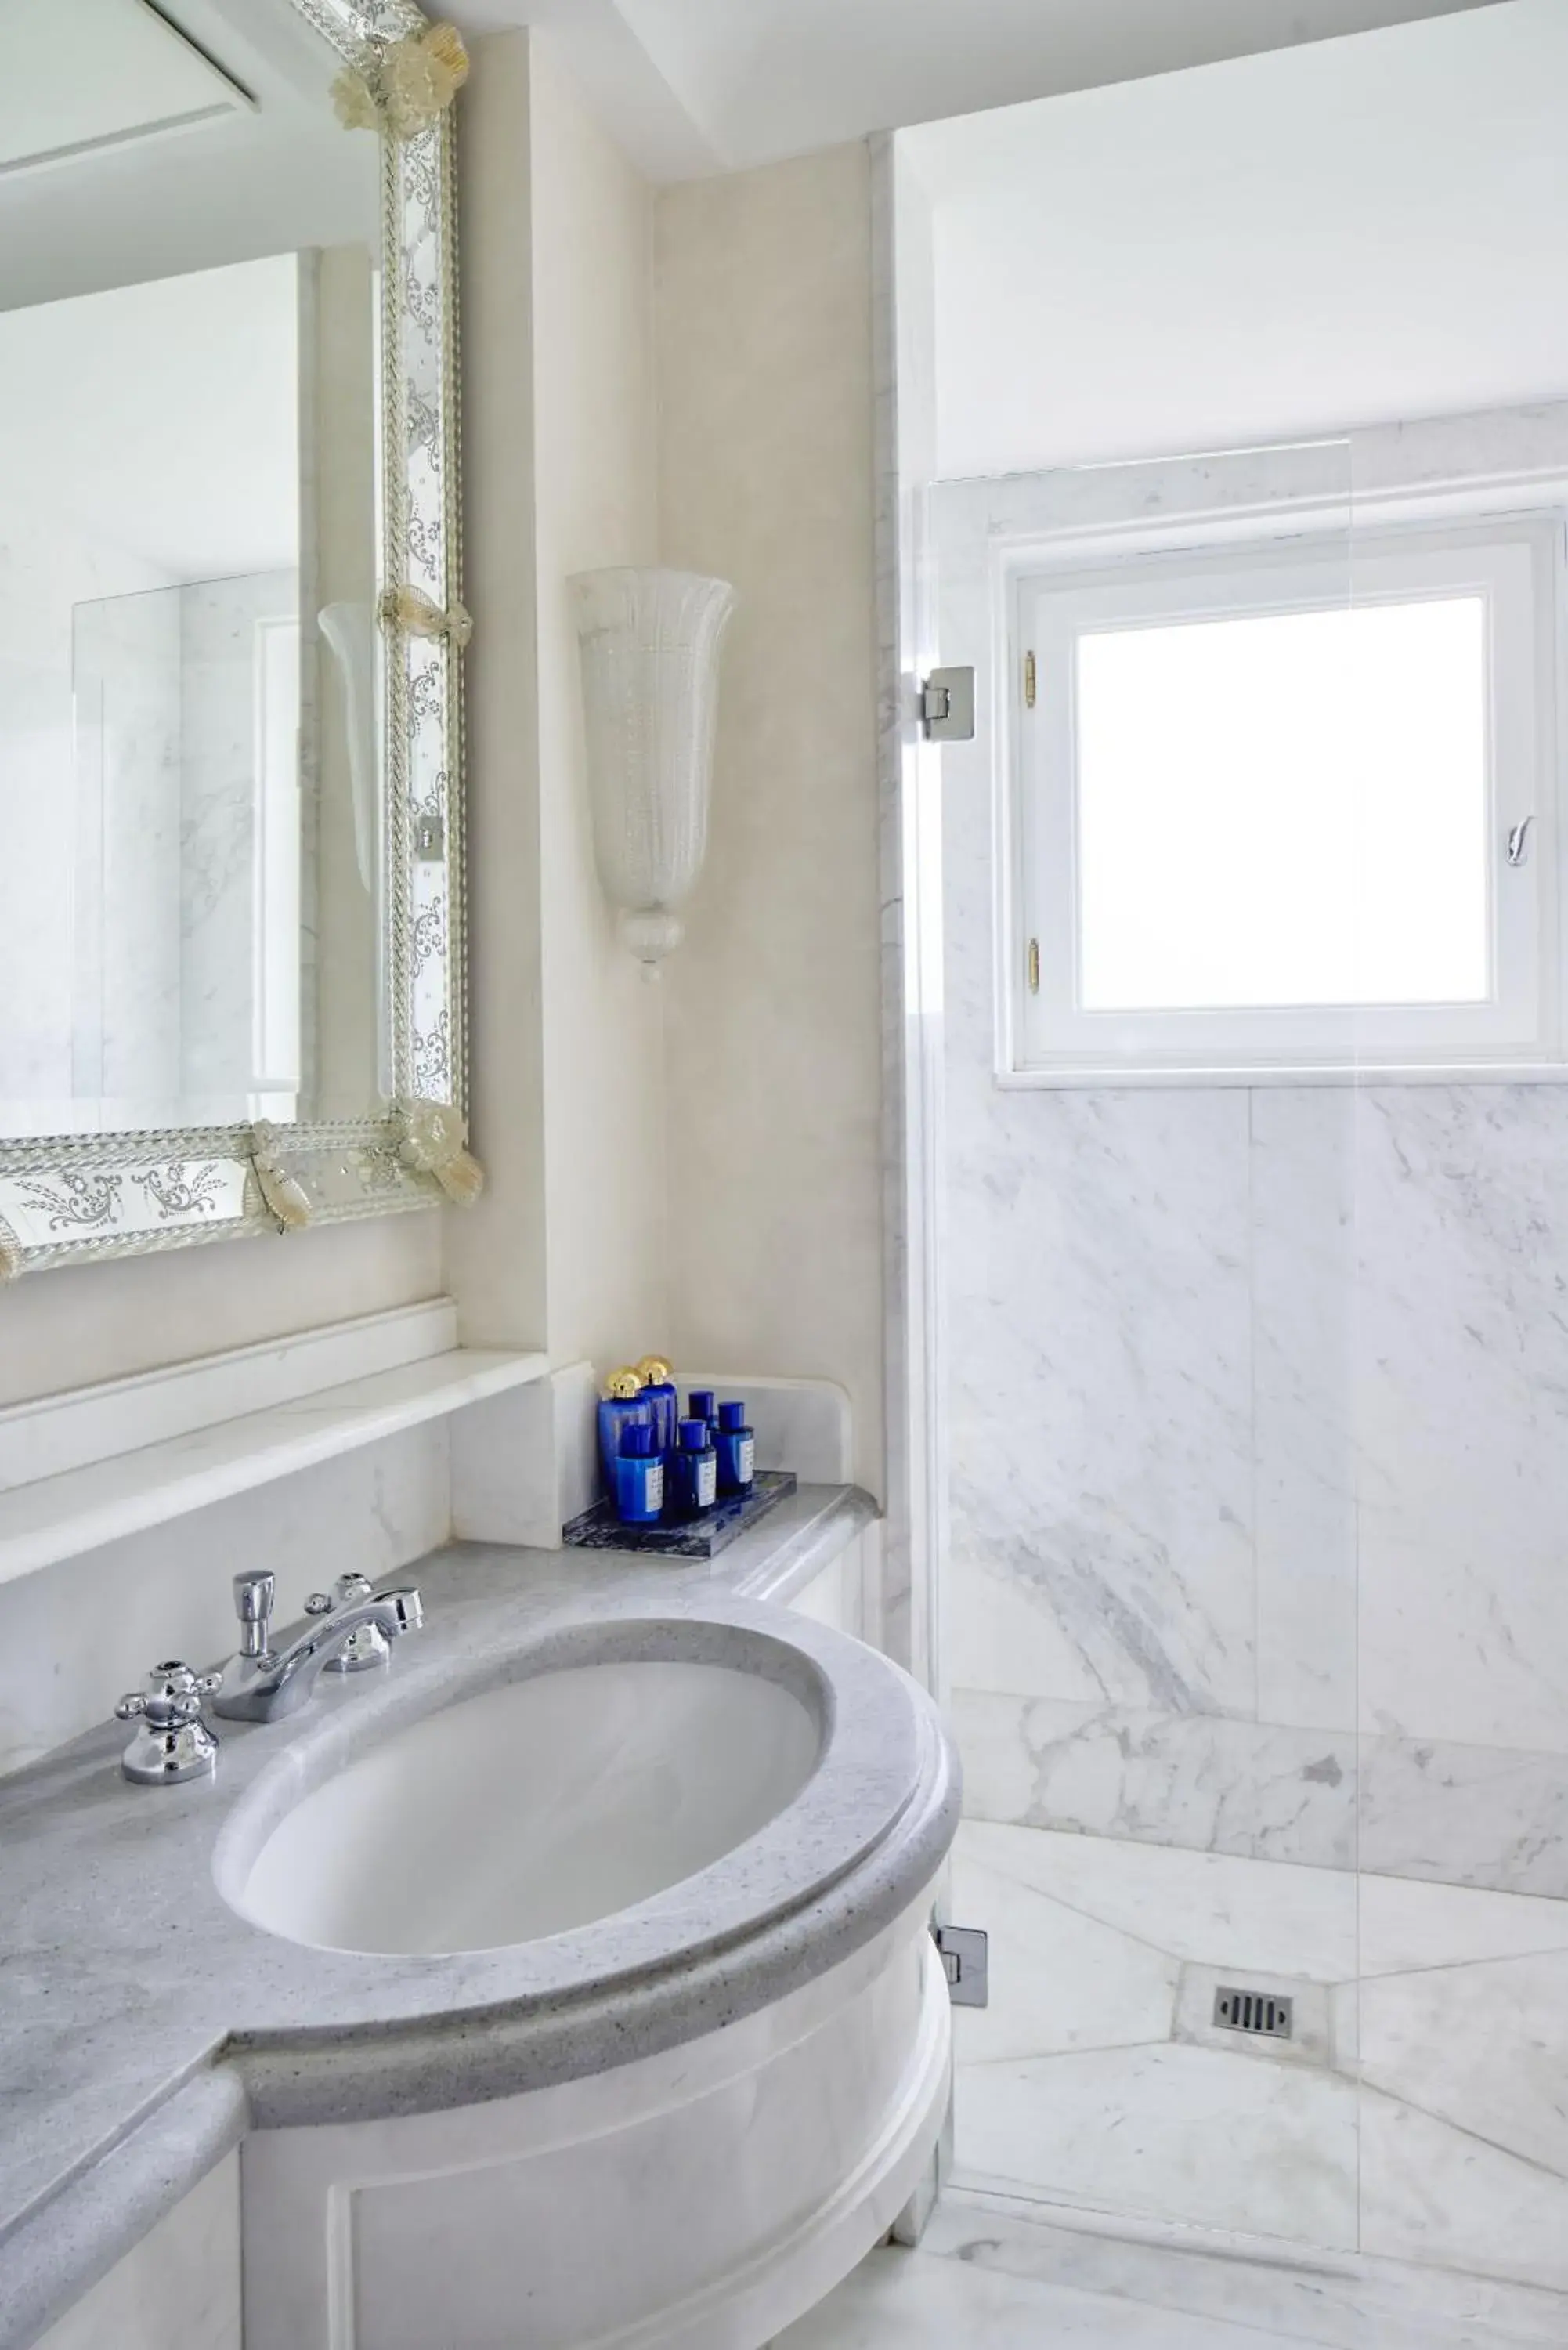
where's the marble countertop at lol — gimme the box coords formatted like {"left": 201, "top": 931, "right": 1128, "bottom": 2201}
{"left": 0, "top": 1485, "right": 960, "bottom": 2350}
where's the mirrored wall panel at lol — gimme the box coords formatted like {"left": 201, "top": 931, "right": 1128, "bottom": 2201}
{"left": 0, "top": 0, "right": 469, "bottom": 1270}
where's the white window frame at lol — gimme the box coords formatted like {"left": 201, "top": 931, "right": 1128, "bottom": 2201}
{"left": 1007, "top": 515, "right": 1565, "bottom": 1083}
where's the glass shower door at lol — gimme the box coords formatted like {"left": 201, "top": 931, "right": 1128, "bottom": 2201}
{"left": 937, "top": 436, "right": 1366, "bottom": 2257}
{"left": 1342, "top": 427, "right": 1568, "bottom": 2305}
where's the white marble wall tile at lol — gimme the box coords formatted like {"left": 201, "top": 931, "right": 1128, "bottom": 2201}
{"left": 1352, "top": 1084, "right": 1568, "bottom": 1759}
{"left": 953, "top": 1690, "right": 1357, "bottom": 1871}
{"left": 957, "top": 1690, "right": 1568, "bottom": 1897}
{"left": 947, "top": 1087, "right": 1258, "bottom": 1718}
{"left": 1249, "top": 1088, "right": 1358, "bottom": 1736}
{"left": 1357, "top": 1730, "right": 1568, "bottom": 1897}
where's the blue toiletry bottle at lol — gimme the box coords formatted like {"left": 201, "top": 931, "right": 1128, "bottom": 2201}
{"left": 637, "top": 1357, "right": 678, "bottom": 1459}
{"left": 598, "top": 1367, "right": 651, "bottom": 1491}
{"left": 688, "top": 1389, "right": 717, "bottom": 1444}
{"left": 716, "top": 1400, "right": 755, "bottom": 1495}
{"left": 670, "top": 1416, "right": 718, "bottom": 1518}
{"left": 614, "top": 1422, "right": 664, "bottom": 1525}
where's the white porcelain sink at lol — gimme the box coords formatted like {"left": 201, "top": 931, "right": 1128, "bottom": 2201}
{"left": 228, "top": 1658, "right": 822, "bottom": 1955}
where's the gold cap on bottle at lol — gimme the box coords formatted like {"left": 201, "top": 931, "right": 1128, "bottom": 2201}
{"left": 602, "top": 1366, "right": 644, "bottom": 1401}
{"left": 636, "top": 1355, "right": 674, "bottom": 1386}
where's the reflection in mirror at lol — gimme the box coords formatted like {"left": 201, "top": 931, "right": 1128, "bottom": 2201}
{"left": 0, "top": 0, "right": 383, "bottom": 1141}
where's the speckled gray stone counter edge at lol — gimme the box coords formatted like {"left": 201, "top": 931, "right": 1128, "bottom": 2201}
{"left": 2, "top": 1484, "right": 953, "bottom": 2350}
{"left": 0, "top": 2074, "right": 250, "bottom": 2350}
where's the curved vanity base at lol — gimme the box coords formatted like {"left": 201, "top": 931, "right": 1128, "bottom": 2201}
{"left": 241, "top": 1895, "right": 949, "bottom": 2350}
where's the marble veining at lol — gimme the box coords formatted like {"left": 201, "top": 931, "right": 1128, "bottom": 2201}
{"left": 937, "top": 439, "right": 1568, "bottom": 1905}
{"left": 0, "top": 1485, "right": 946, "bottom": 2350}
{"left": 954, "top": 1690, "right": 1358, "bottom": 1872}
{"left": 956, "top": 1690, "right": 1568, "bottom": 1898}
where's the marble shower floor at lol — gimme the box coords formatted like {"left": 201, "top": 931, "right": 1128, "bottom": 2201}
{"left": 944, "top": 1821, "right": 1568, "bottom": 2298}
{"left": 783, "top": 1826, "right": 1568, "bottom": 2348}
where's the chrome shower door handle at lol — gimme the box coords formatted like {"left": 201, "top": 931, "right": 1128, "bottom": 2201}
{"left": 1507, "top": 815, "right": 1535, "bottom": 867}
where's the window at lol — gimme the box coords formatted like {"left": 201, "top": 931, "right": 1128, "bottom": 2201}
{"left": 1012, "top": 520, "right": 1559, "bottom": 1078}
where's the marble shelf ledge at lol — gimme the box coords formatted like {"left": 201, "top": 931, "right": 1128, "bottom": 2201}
{"left": 0, "top": 1345, "right": 548, "bottom": 1589}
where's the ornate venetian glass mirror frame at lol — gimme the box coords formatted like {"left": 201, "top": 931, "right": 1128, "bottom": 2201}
{"left": 0, "top": 0, "right": 476, "bottom": 1279}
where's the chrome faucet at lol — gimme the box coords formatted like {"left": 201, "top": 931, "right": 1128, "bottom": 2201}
{"left": 213, "top": 1569, "right": 424, "bottom": 1723}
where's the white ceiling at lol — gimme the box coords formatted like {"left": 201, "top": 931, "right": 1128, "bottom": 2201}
{"left": 912, "top": 0, "right": 1568, "bottom": 479}
{"left": 450, "top": 0, "right": 1504, "bottom": 179}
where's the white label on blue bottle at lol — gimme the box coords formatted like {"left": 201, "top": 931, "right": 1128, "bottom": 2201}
{"left": 738, "top": 1435, "right": 755, "bottom": 1484}
{"left": 697, "top": 1455, "right": 717, "bottom": 1508}
{"left": 648, "top": 1461, "right": 664, "bottom": 1510}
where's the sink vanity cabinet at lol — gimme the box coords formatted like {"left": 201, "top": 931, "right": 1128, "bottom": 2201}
{"left": 241, "top": 1902, "right": 948, "bottom": 2350}
{"left": 2, "top": 1498, "right": 958, "bottom": 2350}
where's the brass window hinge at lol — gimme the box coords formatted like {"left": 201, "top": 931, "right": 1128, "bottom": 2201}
{"left": 1028, "top": 938, "right": 1040, "bottom": 994}
{"left": 1024, "top": 649, "right": 1036, "bottom": 709}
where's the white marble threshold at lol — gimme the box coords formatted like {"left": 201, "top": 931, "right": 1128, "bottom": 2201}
{"left": 779, "top": 2182, "right": 1568, "bottom": 2350}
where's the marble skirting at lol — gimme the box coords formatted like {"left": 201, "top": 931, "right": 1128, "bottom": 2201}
{"left": 955, "top": 1688, "right": 1568, "bottom": 1898}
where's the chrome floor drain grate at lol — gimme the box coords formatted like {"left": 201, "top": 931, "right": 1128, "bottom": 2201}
{"left": 1213, "top": 1985, "right": 1295, "bottom": 2040}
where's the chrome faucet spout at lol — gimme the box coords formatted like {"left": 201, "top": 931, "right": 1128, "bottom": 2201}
{"left": 214, "top": 1583, "right": 423, "bottom": 1723}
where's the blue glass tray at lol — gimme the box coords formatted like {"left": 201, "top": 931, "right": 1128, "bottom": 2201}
{"left": 562, "top": 1469, "right": 797, "bottom": 1560}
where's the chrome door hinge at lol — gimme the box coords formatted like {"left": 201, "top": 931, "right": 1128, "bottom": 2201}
{"left": 932, "top": 1922, "right": 989, "bottom": 2007}
{"left": 1024, "top": 649, "right": 1036, "bottom": 709}
{"left": 920, "top": 667, "right": 975, "bottom": 741}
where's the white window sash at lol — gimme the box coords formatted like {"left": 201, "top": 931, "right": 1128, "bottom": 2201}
{"left": 1013, "top": 519, "right": 1559, "bottom": 1079}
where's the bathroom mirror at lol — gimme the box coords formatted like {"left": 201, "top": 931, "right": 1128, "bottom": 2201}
{"left": 0, "top": 0, "right": 467, "bottom": 1274}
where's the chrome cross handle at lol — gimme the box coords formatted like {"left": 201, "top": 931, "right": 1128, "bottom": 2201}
{"left": 114, "top": 1660, "right": 222, "bottom": 1786}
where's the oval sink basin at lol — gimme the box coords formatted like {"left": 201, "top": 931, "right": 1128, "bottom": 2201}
{"left": 226, "top": 1658, "right": 822, "bottom": 1956}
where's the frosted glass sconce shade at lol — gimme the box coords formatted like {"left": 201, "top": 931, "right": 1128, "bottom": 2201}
{"left": 569, "top": 566, "right": 736, "bottom": 967}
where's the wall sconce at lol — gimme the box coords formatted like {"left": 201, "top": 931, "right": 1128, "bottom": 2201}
{"left": 569, "top": 566, "right": 736, "bottom": 972}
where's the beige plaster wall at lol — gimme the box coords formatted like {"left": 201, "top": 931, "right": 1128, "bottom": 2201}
{"left": 447, "top": 30, "right": 666, "bottom": 1372}
{"left": 529, "top": 38, "right": 668, "bottom": 1372}
{"left": 655, "top": 144, "right": 885, "bottom": 1493}
{"left": 0, "top": 60, "right": 885, "bottom": 1525}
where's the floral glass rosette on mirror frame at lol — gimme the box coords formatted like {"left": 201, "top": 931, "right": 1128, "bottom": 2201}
{"left": 0, "top": 2, "right": 479, "bottom": 1278}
